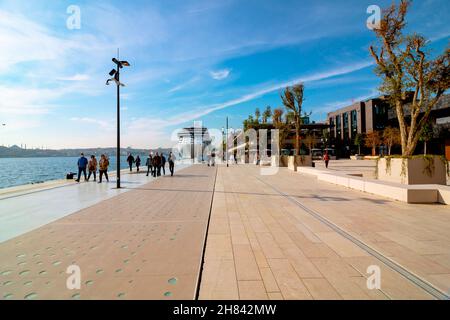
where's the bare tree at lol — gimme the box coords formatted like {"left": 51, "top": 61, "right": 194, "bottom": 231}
{"left": 369, "top": 0, "right": 449, "bottom": 156}
{"left": 304, "top": 132, "right": 316, "bottom": 155}
{"left": 281, "top": 83, "right": 305, "bottom": 156}
{"left": 272, "top": 108, "right": 284, "bottom": 126}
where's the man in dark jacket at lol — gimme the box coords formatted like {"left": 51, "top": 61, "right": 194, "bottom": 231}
{"left": 127, "top": 153, "right": 135, "bottom": 172}
{"left": 152, "top": 152, "right": 161, "bottom": 177}
{"left": 168, "top": 152, "right": 176, "bottom": 176}
{"left": 146, "top": 153, "right": 153, "bottom": 177}
{"left": 75, "top": 153, "right": 88, "bottom": 182}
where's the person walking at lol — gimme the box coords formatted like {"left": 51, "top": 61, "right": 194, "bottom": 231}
{"left": 146, "top": 153, "right": 153, "bottom": 177}
{"left": 127, "top": 153, "right": 135, "bottom": 172}
{"left": 135, "top": 155, "right": 141, "bottom": 173}
{"left": 87, "top": 155, "right": 98, "bottom": 182}
{"left": 211, "top": 150, "right": 216, "bottom": 167}
{"left": 75, "top": 153, "right": 88, "bottom": 182}
{"left": 98, "top": 154, "right": 109, "bottom": 183}
{"left": 323, "top": 151, "right": 330, "bottom": 169}
{"left": 168, "top": 152, "right": 176, "bottom": 176}
{"left": 161, "top": 153, "right": 166, "bottom": 175}
{"left": 152, "top": 152, "right": 161, "bottom": 177}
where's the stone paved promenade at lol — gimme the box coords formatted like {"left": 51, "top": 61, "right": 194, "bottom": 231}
{"left": 1, "top": 164, "right": 449, "bottom": 300}
{"left": 0, "top": 165, "right": 216, "bottom": 299}
{"left": 199, "top": 165, "right": 450, "bottom": 300}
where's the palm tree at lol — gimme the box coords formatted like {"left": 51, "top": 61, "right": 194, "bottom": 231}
{"left": 281, "top": 83, "right": 305, "bottom": 155}
{"left": 254, "top": 108, "right": 261, "bottom": 124}
{"left": 262, "top": 106, "right": 272, "bottom": 124}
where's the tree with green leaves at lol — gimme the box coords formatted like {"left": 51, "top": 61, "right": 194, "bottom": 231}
{"left": 369, "top": 0, "right": 449, "bottom": 156}
{"left": 354, "top": 133, "right": 365, "bottom": 155}
{"left": 281, "top": 83, "right": 305, "bottom": 155}
{"left": 419, "top": 120, "right": 434, "bottom": 155}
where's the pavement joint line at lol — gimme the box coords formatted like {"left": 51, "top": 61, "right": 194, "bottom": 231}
{"left": 254, "top": 174, "right": 450, "bottom": 301}
{"left": 194, "top": 165, "right": 218, "bottom": 300}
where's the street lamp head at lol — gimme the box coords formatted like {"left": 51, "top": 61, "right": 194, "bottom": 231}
{"left": 109, "top": 69, "right": 117, "bottom": 76}
{"left": 112, "top": 58, "right": 130, "bottom": 68}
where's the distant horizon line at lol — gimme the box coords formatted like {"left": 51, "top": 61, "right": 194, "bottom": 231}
{"left": 0, "top": 145, "right": 174, "bottom": 151}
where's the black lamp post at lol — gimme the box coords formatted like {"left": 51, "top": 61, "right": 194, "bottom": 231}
{"left": 107, "top": 57, "right": 130, "bottom": 189}
{"left": 226, "top": 117, "right": 229, "bottom": 167}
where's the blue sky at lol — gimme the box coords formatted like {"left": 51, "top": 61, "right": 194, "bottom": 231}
{"left": 0, "top": 0, "right": 448, "bottom": 149}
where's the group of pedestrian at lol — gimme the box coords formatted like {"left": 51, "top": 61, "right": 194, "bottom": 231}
{"left": 75, "top": 153, "right": 110, "bottom": 183}
{"left": 75, "top": 151, "right": 176, "bottom": 183}
{"left": 126, "top": 154, "right": 142, "bottom": 172}
{"left": 145, "top": 152, "right": 176, "bottom": 177}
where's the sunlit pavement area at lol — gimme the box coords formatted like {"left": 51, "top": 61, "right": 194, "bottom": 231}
{"left": 0, "top": 165, "right": 189, "bottom": 242}
{"left": 1, "top": 163, "right": 450, "bottom": 300}
{"left": 199, "top": 164, "right": 450, "bottom": 300}
{"left": 0, "top": 164, "right": 212, "bottom": 300}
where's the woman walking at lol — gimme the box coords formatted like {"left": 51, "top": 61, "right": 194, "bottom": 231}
{"left": 323, "top": 151, "right": 330, "bottom": 169}
{"left": 87, "top": 155, "right": 98, "bottom": 181}
{"left": 98, "top": 154, "right": 110, "bottom": 183}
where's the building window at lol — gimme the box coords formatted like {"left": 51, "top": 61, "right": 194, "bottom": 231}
{"left": 351, "top": 110, "right": 358, "bottom": 137}
{"left": 329, "top": 117, "right": 335, "bottom": 138}
{"left": 336, "top": 115, "right": 341, "bottom": 139}
{"left": 343, "top": 112, "right": 349, "bottom": 140}
{"left": 373, "top": 104, "right": 387, "bottom": 130}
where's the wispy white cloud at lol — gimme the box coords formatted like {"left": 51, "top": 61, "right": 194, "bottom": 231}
{"left": 167, "top": 77, "right": 199, "bottom": 93}
{"left": 130, "top": 61, "right": 374, "bottom": 134}
{"left": 70, "top": 117, "right": 112, "bottom": 129}
{"left": 57, "top": 74, "right": 90, "bottom": 81}
{"left": 210, "top": 69, "right": 231, "bottom": 80}
{"left": 169, "top": 61, "right": 374, "bottom": 124}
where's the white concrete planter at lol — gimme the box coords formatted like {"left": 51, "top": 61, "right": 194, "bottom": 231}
{"left": 377, "top": 157, "right": 447, "bottom": 185}
{"left": 287, "top": 155, "right": 312, "bottom": 171}
{"left": 350, "top": 155, "right": 364, "bottom": 160}
{"left": 271, "top": 155, "right": 289, "bottom": 167}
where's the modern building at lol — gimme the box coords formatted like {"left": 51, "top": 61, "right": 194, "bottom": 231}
{"left": 328, "top": 97, "right": 391, "bottom": 142}
{"left": 230, "top": 116, "right": 331, "bottom": 163}
{"left": 327, "top": 94, "right": 450, "bottom": 157}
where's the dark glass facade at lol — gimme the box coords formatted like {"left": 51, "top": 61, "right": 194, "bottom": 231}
{"left": 343, "top": 112, "right": 349, "bottom": 140}
{"left": 351, "top": 109, "right": 358, "bottom": 138}
{"left": 335, "top": 115, "right": 341, "bottom": 139}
